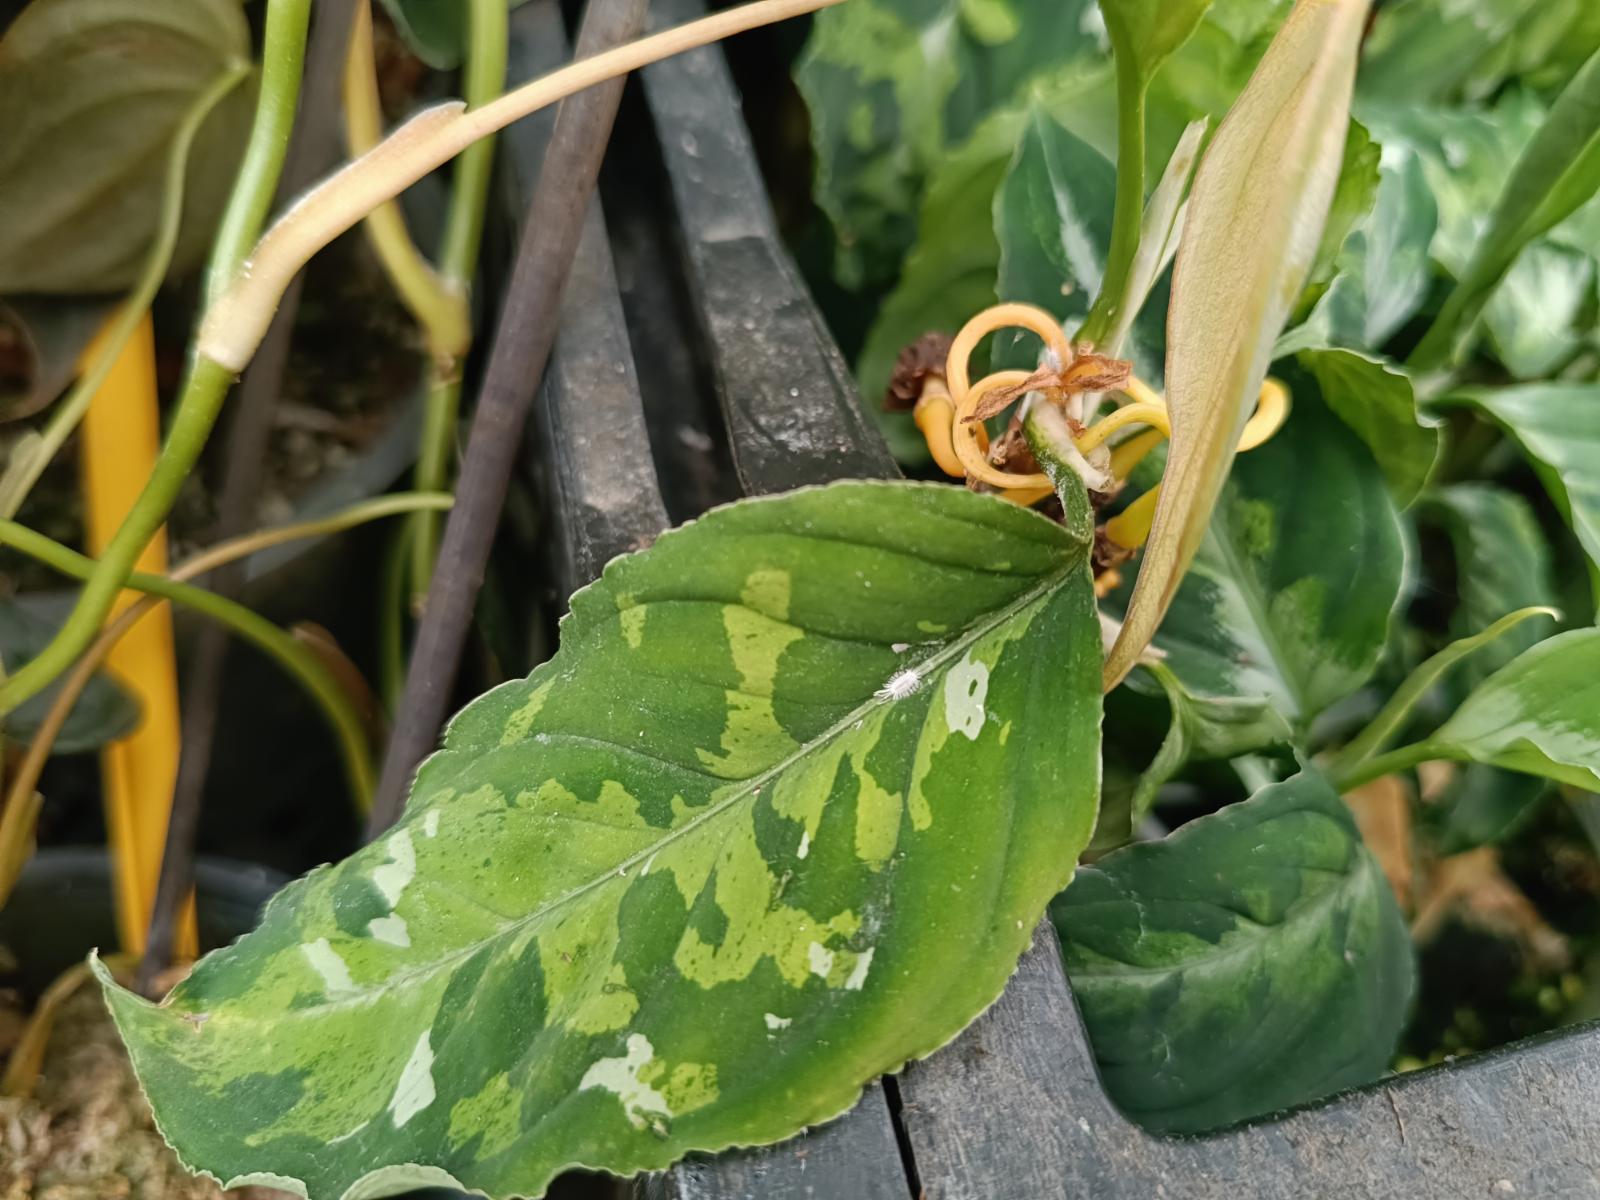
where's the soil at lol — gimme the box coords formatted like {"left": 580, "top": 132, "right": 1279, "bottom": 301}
{"left": 0, "top": 981, "right": 289, "bottom": 1200}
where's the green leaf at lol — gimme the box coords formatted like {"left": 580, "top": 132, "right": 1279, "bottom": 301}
{"left": 1097, "top": 0, "right": 1214, "bottom": 85}
{"left": 377, "top": 0, "right": 530, "bottom": 69}
{"left": 856, "top": 106, "right": 1027, "bottom": 466}
{"left": 1429, "top": 629, "right": 1600, "bottom": 790}
{"left": 1359, "top": 0, "right": 1546, "bottom": 104}
{"left": 796, "top": 0, "right": 1101, "bottom": 288}
{"left": 1440, "top": 384, "right": 1600, "bottom": 610}
{"left": 1331, "top": 607, "right": 1559, "bottom": 779}
{"left": 1409, "top": 50, "right": 1600, "bottom": 368}
{"left": 0, "top": 600, "right": 139, "bottom": 753}
{"left": 1124, "top": 661, "right": 1291, "bottom": 825}
{"left": 0, "top": 0, "right": 252, "bottom": 294}
{"left": 1302, "top": 119, "right": 1380, "bottom": 297}
{"left": 1295, "top": 349, "right": 1439, "bottom": 507}
{"left": 993, "top": 103, "right": 1171, "bottom": 380}
{"left": 1052, "top": 767, "right": 1415, "bottom": 1134}
{"left": 1118, "top": 395, "right": 1406, "bottom": 729}
{"left": 1278, "top": 142, "right": 1440, "bottom": 354}
{"left": 1426, "top": 484, "right": 1558, "bottom": 684}
{"left": 99, "top": 481, "right": 1103, "bottom": 1199}
{"left": 1105, "top": 0, "right": 1372, "bottom": 689}
{"left": 1431, "top": 765, "right": 1546, "bottom": 856}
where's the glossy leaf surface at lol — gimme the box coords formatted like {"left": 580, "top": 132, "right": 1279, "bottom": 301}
{"left": 1297, "top": 348, "right": 1439, "bottom": 507}
{"left": 1118, "top": 396, "right": 1406, "bottom": 731}
{"left": 1431, "top": 629, "right": 1600, "bottom": 790}
{"left": 1053, "top": 767, "right": 1414, "bottom": 1134}
{"left": 1442, "top": 384, "right": 1600, "bottom": 607}
{"left": 101, "top": 482, "right": 1103, "bottom": 1199}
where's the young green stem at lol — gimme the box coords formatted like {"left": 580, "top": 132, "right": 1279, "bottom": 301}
{"left": 1329, "top": 605, "right": 1558, "bottom": 776}
{"left": 203, "top": 0, "right": 315, "bottom": 308}
{"left": 1330, "top": 740, "right": 1449, "bottom": 794}
{"left": 1078, "top": 53, "right": 1146, "bottom": 349}
{"left": 0, "top": 0, "right": 318, "bottom": 717}
{"left": 0, "top": 64, "right": 250, "bottom": 520}
{"left": 410, "top": 0, "right": 509, "bottom": 603}
{"left": 0, "top": 493, "right": 452, "bottom": 809}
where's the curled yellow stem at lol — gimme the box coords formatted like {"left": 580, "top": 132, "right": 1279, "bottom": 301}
{"left": 1075, "top": 402, "right": 1172, "bottom": 455}
{"left": 953, "top": 370, "right": 1051, "bottom": 489}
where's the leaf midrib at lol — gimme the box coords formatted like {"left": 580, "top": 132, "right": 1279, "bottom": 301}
{"left": 272, "top": 557, "right": 1082, "bottom": 1018}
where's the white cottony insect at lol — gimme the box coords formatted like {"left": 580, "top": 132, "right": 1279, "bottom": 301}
{"left": 874, "top": 667, "right": 923, "bottom": 701}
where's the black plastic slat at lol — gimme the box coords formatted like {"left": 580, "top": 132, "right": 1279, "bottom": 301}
{"left": 503, "top": 0, "right": 670, "bottom": 601}
{"left": 638, "top": 0, "right": 895, "bottom": 493}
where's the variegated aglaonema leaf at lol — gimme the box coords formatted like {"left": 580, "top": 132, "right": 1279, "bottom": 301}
{"left": 98, "top": 482, "right": 1102, "bottom": 1200}
{"left": 1052, "top": 767, "right": 1414, "bottom": 1134}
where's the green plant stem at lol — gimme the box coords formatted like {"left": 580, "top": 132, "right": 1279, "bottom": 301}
{"left": 0, "top": 493, "right": 452, "bottom": 808}
{"left": 203, "top": 0, "right": 314, "bottom": 308}
{"left": 409, "top": 0, "right": 509, "bottom": 604}
{"left": 1329, "top": 605, "right": 1559, "bottom": 776}
{"left": 0, "top": 522, "right": 375, "bottom": 806}
{"left": 0, "top": 358, "right": 231, "bottom": 716}
{"left": 1079, "top": 53, "right": 1146, "bottom": 349}
{"left": 0, "top": 0, "right": 317, "bottom": 719}
{"left": 1330, "top": 740, "right": 1448, "bottom": 794}
{"left": 0, "top": 64, "right": 250, "bottom": 520}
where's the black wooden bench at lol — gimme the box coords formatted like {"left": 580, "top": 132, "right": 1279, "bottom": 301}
{"left": 503, "top": 2, "right": 1600, "bottom": 1194}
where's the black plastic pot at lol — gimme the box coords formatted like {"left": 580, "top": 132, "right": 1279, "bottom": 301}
{"left": 0, "top": 847, "right": 285, "bottom": 997}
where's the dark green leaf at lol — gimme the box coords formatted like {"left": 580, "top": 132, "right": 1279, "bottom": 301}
{"left": 796, "top": 0, "right": 1101, "bottom": 287}
{"left": 1296, "top": 348, "right": 1439, "bottom": 507}
{"left": 1429, "top": 629, "right": 1600, "bottom": 790}
{"left": 0, "top": 297, "right": 115, "bottom": 423}
{"left": 0, "top": 599, "right": 139, "bottom": 753}
{"left": 1432, "top": 765, "right": 1546, "bottom": 856}
{"left": 377, "top": 0, "right": 531, "bottom": 70}
{"left": 1279, "top": 142, "right": 1439, "bottom": 354}
{"left": 1426, "top": 484, "right": 1558, "bottom": 684}
{"left": 1052, "top": 767, "right": 1415, "bottom": 1134}
{"left": 0, "top": 0, "right": 252, "bottom": 293}
{"left": 1118, "top": 394, "right": 1407, "bottom": 729}
{"left": 1302, "top": 119, "right": 1380, "bottom": 296}
{"left": 1409, "top": 46, "right": 1600, "bottom": 367}
{"left": 1360, "top": 0, "right": 1546, "bottom": 103}
{"left": 100, "top": 481, "right": 1104, "bottom": 1198}
{"left": 1440, "top": 383, "right": 1600, "bottom": 609}
{"left": 1125, "top": 661, "right": 1292, "bottom": 824}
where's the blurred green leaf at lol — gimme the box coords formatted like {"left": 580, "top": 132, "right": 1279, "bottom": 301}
{"left": 1123, "top": 660, "right": 1291, "bottom": 827}
{"left": 1106, "top": 0, "right": 1372, "bottom": 688}
{"left": 1441, "top": 384, "right": 1600, "bottom": 611}
{"left": 1426, "top": 484, "right": 1558, "bottom": 685}
{"left": 1360, "top": 0, "right": 1546, "bottom": 103}
{"left": 1053, "top": 767, "right": 1414, "bottom": 1134}
{"left": 0, "top": 599, "right": 139, "bottom": 753}
{"left": 0, "top": 0, "right": 252, "bottom": 293}
{"left": 1410, "top": 47, "right": 1600, "bottom": 369}
{"left": 1302, "top": 119, "right": 1380, "bottom": 298}
{"left": 1098, "top": 0, "right": 1213, "bottom": 85}
{"left": 378, "top": 0, "right": 530, "bottom": 70}
{"left": 1430, "top": 629, "right": 1600, "bottom": 790}
{"left": 1295, "top": 348, "right": 1439, "bottom": 506}
{"left": 796, "top": 0, "right": 1101, "bottom": 288}
{"left": 1278, "top": 142, "right": 1439, "bottom": 355}
{"left": 1115, "top": 395, "right": 1405, "bottom": 730}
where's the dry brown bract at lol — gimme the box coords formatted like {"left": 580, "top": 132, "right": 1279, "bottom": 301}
{"left": 962, "top": 351, "right": 1131, "bottom": 424}
{"left": 0, "top": 988, "right": 287, "bottom": 1200}
{"left": 885, "top": 332, "right": 955, "bottom": 411}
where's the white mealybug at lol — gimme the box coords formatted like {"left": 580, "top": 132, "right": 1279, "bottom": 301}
{"left": 875, "top": 667, "right": 923, "bottom": 701}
